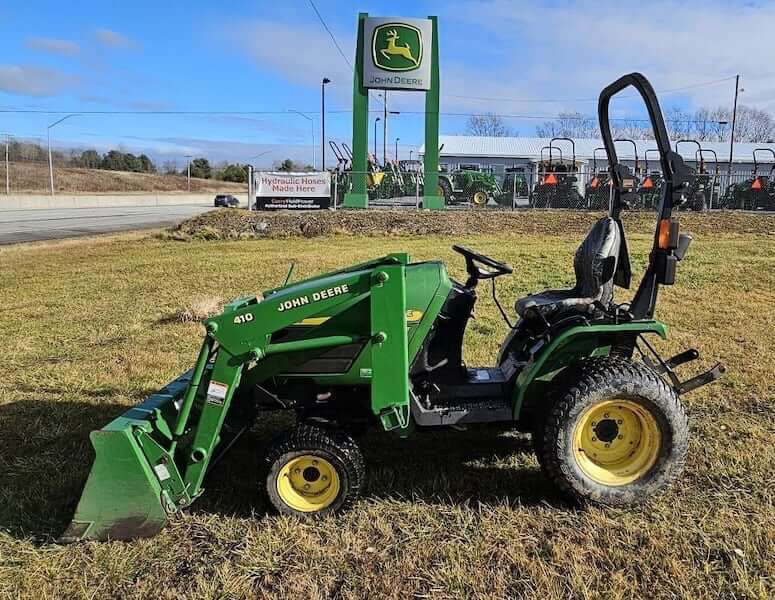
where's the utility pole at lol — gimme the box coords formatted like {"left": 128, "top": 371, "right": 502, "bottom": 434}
{"left": 395, "top": 137, "right": 400, "bottom": 162}
{"left": 4, "top": 133, "right": 9, "bottom": 195}
{"left": 321, "top": 78, "right": 330, "bottom": 171}
{"left": 728, "top": 74, "right": 740, "bottom": 177}
{"left": 374, "top": 117, "right": 380, "bottom": 160}
{"left": 185, "top": 155, "right": 192, "bottom": 192}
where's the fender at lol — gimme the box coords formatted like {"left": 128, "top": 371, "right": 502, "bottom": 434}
{"left": 512, "top": 321, "right": 668, "bottom": 418}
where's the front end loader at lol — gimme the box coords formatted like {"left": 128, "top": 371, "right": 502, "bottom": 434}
{"left": 62, "top": 73, "right": 724, "bottom": 542}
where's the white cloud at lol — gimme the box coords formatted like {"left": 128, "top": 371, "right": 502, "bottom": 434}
{"left": 449, "top": 0, "right": 775, "bottom": 113}
{"left": 25, "top": 36, "right": 80, "bottom": 56}
{"left": 0, "top": 65, "right": 76, "bottom": 97}
{"left": 225, "top": 19, "right": 354, "bottom": 92}
{"left": 94, "top": 28, "right": 135, "bottom": 49}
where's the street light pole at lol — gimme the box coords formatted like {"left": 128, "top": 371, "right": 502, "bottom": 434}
{"left": 383, "top": 92, "right": 387, "bottom": 166}
{"left": 321, "top": 78, "right": 330, "bottom": 170}
{"left": 184, "top": 155, "right": 192, "bottom": 192}
{"left": 289, "top": 110, "right": 315, "bottom": 170}
{"left": 47, "top": 114, "right": 78, "bottom": 196}
{"left": 395, "top": 137, "right": 400, "bottom": 162}
{"left": 727, "top": 74, "right": 741, "bottom": 178}
{"left": 374, "top": 117, "right": 381, "bottom": 160}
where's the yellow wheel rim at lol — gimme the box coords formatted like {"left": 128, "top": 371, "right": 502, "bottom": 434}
{"left": 473, "top": 191, "right": 488, "bottom": 205}
{"left": 277, "top": 454, "right": 340, "bottom": 512}
{"left": 572, "top": 399, "right": 661, "bottom": 486}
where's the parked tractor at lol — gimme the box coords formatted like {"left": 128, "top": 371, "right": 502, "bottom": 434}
{"left": 721, "top": 148, "right": 775, "bottom": 210}
{"left": 532, "top": 138, "right": 585, "bottom": 209}
{"left": 60, "top": 74, "right": 724, "bottom": 543}
{"left": 637, "top": 149, "right": 664, "bottom": 210}
{"left": 585, "top": 147, "right": 611, "bottom": 210}
{"left": 436, "top": 166, "right": 500, "bottom": 207}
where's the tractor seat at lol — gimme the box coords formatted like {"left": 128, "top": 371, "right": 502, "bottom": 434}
{"left": 516, "top": 217, "right": 621, "bottom": 320}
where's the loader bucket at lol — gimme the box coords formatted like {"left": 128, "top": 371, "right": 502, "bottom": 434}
{"left": 59, "top": 371, "right": 192, "bottom": 542}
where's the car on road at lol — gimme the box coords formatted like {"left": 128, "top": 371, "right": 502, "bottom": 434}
{"left": 214, "top": 194, "right": 240, "bottom": 208}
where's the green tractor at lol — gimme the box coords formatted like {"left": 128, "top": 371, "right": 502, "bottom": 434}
{"left": 61, "top": 73, "right": 723, "bottom": 542}
{"left": 437, "top": 167, "right": 499, "bottom": 207}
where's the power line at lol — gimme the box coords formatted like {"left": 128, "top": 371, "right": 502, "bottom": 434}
{"left": 0, "top": 107, "right": 734, "bottom": 125}
{"left": 445, "top": 75, "right": 738, "bottom": 104}
{"left": 306, "top": 0, "right": 352, "bottom": 70}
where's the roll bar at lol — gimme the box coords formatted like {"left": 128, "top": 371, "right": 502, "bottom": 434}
{"left": 696, "top": 148, "right": 718, "bottom": 174}
{"left": 539, "top": 145, "right": 562, "bottom": 165}
{"left": 598, "top": 72, "right": 694, "bottom": 319}
{"left": 592, "top": 147, "right": 607, "bottom": 173}
{"left": 675, "top": 139, "right": 702, "bottom": 172}
{"left": 644, "top": 149, "right": 661, "bottom": 173}
{"left": 753, "top": 148, "right": 775, "bottom": 176}
{"left": 550, "top": 137, "right": 576, "bottom": 170}
{"left": 614, "top": 138, "right": 639, "bottom": 174}
{"left": 341, "top": 143, "right": 354, "bottom": 161}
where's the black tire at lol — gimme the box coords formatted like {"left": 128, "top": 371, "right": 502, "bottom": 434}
{"left": 437, "top": 177, "right": 453, "bottom": 205}
{"left": 264, "top": 423, "right": 365, "bottom": 517}
{"left": 537, "top": 357, "right": 688, "bottom": 506}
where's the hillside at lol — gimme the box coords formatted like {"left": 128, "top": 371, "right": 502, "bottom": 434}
{"left": 2, "top": 161, "right": 247, "bottom": 194}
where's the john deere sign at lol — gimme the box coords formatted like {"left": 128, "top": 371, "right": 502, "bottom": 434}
{"left": 363, "top": 17, "right": 432, "bottom": 91}
{"left": 345, "top": 13, "right": 442, "bottom": 210}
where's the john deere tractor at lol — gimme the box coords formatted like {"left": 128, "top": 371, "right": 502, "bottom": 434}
{"left": 61, "top": 73, "right": 723, "bottom": 542}
{"left": 437, "top": 167, "right": 499, "bottom": 207}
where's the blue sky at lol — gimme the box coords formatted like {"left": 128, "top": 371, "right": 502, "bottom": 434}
{"left": 1, "top": 0, "right": 773, "bottom": 168}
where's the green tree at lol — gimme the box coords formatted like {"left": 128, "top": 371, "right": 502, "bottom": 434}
{"left": 219, "top": 163, "right": 248, "bottom": 183}
{"left": 76, "top": 150, "right": 101, "bottom": 168}
{"left": 277, "top": 158, "right": 295, "bottom": 172}
{"left": 189, "top": 158, "right": 211, "bottom": 179}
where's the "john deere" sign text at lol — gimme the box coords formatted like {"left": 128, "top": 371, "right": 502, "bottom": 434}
{"left": 362, "top": 17, "right": 432, "bottom": 91}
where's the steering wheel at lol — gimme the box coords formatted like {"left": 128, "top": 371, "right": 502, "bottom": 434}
{"left": 452, "top": 245, "right": 512, "bottom": 286}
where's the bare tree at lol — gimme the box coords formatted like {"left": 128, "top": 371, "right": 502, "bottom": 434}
{"left": 536, "top": 112, "right": 598, "bottom": 138}
{"left": 465, "top": 113, "right": 514, "bottom": 137}
{"left": 732, "top": 105, "right": 774, "bottom": 143}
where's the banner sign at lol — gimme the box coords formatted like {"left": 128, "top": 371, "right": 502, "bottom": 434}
{"left": 362, "top": 17, "right": 432, "bottom": 91}
{"left": 254, "top": 171, "right": 331, "bottom": 210}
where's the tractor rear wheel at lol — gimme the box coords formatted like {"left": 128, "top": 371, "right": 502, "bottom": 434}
{"left": 264, "top": 423, "right": 365, "bottom": 517}
{"left": 437, "top": 177, "right": 453, "bottom": 204}
{"left": 537, "top": 357, "right": 688, "bottom": 506}
{"left": 471, "top": 188, "right": 489, "bottom": 206}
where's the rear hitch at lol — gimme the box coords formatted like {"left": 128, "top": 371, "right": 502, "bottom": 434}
{"left": 639, "top": 338, "right": 725, "bottom": 395}
{"left": 675, "top": 363, "right": 726, "bottom": 395}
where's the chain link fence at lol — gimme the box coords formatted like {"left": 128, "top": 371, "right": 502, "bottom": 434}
{"left": 327, "top": 164, "right": 775, "bottom": 212}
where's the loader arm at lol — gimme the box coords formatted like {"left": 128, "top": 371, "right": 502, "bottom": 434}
{"left": 61, "top": 254, "right": 412, "bottom": 542}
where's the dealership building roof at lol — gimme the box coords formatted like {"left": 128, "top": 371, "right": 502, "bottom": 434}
{"left": 420, "top": 135, "right": 775, "bottom": 164}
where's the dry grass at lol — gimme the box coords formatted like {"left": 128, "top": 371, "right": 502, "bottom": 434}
{"left": 176, "top": 296, "right": 224, "bottom": 322}
{"left": 3, "top": 161, "right": 246, "bottom": 193}
{"left": 0, "top": 214, "right": 773, "bottom": 599}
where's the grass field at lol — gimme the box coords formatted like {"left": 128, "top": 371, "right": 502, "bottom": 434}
{"left": 0, "top": 215, "right": 773, "bottom": 599}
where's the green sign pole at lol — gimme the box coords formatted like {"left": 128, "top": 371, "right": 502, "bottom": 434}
{"left": 422, "top": 16, "right": 443, "bottom": 209}
{"left": 343, "top": 12, "right": 370, "bottom": 208}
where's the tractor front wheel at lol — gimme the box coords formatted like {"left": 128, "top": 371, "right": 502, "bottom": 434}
{"left": 264, "top": 423, "right": 365, "bottom": 517}
{"left": 537, "top": 357, "right": 688, "bottom": 506}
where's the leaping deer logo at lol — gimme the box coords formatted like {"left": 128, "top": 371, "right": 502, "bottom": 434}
{"left": 380, "top": 29, "right": 420, "bottom": 67}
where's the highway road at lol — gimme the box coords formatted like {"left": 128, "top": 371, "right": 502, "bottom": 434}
{"left": 0, "top": 204, "right": 217, "bottom": 245}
